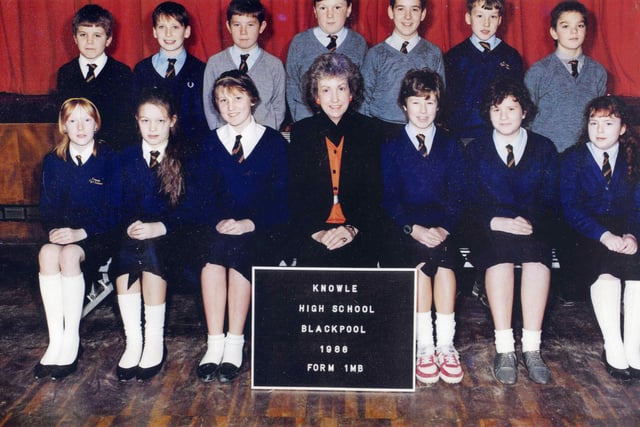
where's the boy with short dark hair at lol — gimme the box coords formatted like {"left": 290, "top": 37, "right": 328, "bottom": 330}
{"left": 444, "top": 0, "right": 523, "bottom": 142}
{"left": 203, "top": 0, "right": 285, "bottom": 130}
{"left": 525, "top": 0, "right": 607, "bottom": 153}
{"left": 56, "top": 4, "right": 133, "bottom": 150}
{"left": 360, "top": 0, "right": 445, "bottom": 133}
{"left": 132, "top": 1, "right": 208, "bottom": 147}
{"left": 286, "top": 0, "right": 367, "bottom": 122}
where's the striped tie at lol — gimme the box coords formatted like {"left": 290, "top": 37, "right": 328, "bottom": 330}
{"left": 327, "top": 35, "right": 338, "bottom": 52}
{"left": 506, "top": 144, "right": 515, "bottom": 168}
{"left": 400, "top": 41, "right": 409, "bottom": 54}
{"left": 86, "top": 63, "right": 97, "bottom": 83}
{"left": 569, "top": 60, "right": 579, "bottom": 78}
{"left": 149, "top": 150, "right": 160, "bottom": 169}
{"left": 602, "top": 152, "right": 611, "bottom": 185}
{"left": 165, "top": 58, "right": 177, "bottom": 79}
{"left": 416, "top": 133, "right": 428, "bottom": 157}
{"left": 479, "top": 41, "right": 491, "bottom": 52}
{"left": 76, "top": 155, "right": 83, "bottom": 167}
{"left": 232, "top": 134, "right": 245, "bottom": 164}
{"left": 239, "top": 54, "right": 249, "bottom": 73}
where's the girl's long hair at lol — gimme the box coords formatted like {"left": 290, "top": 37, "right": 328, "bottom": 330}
{"left": 136, "top": 88, "right": 185, "bottom": 206}
{"left": 56, "top": 97, "right": 102, "bottom": 160}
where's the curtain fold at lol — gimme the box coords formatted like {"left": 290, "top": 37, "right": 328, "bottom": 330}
{"left": 1, "top": 0, "right": 638, "bottom": 97}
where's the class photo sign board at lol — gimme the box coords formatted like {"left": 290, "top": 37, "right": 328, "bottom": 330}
{"left": 251, "top": 267, "right": 416, "bottom": 392}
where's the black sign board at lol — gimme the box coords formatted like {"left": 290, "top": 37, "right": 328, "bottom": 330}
{"left": 251, "top": 267, "right": 416, "bottom": 392}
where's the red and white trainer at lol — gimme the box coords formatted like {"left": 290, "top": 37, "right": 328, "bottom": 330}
{"left": 436, "top": 346, "right": 464, "bottom": 384}
{"left": 416, "top": 352, "right": 439, "bottom": 384}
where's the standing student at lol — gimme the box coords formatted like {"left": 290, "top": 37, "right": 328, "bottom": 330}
{"left": 465, "top": 77, "right": 558, "bottom": 385}
{"left": 381, "top": 69, "right": 465, "bottom": 384}
{"left": 193, "top": 70, "right": 290, "bottom": 383}
{"left": 132, "top": 2, "right": 208, "bottom": 149}
{"left": 525, "top": 0, "right": 607, "bottom": 152}
{"left": 113, "top": 88, "right": 185, "bottom": 382}
{"left": 203, "top": 0, "right": 286, "bottom": 131}
{"left": 360, "top": 0, "right": 445, "bottom": 135}
{"left": 35, "top": 98, "right": 120, "bottom": 380}
{"left": 444, "top": 0, "right": 523, "bottom": 142}
{"left": 56, "top": 4, "right": 133, "bottom": 151}
{"left": 560, "top": 96, "right": 640, "bottom": 381}
{"left": 286, "top": 0, "right": 368, "bottom": 122}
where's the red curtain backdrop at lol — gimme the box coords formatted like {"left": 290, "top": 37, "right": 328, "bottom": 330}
{"left": 0, "top": 0, "right": 638, "bottom": 96}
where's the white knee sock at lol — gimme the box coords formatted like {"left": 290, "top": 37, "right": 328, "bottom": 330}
{"left": 117, "top": 293, "right": 143, "bottom": 369}
{"left": 139, "top": 303, "right": 165, "bottom": 369}
{"left": 591, "top": 278, "right": 628, "bottom": 369}
{"left": 521, "top": 329, "right": 542, "bottom": 353}
{"left": 416, "top": 311, "right": 434, "bottom": 355}
{"left": 222, "top": 333, "right": 245, "bottom": 367}
{"left": 38, "top": 273, "right": 64, "bottom": 365}
{"left": 199, "top": 333, "right": 225, "bottom": 366}
{"left": 58, "top": 273, "right": 85, "bottom": 365}
{"left": 494, "top": 329, "right": 515, "bottom": 354}
{"left": 624, "top": 280, "right": 640, "bottom": 369}
{"left": 435, "top": 312, "right": 456, "bottom": 349}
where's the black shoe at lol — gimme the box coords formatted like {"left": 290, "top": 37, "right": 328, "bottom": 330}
{"left": 197, "top": 363, "right": 219, "bottom": 382}
{"left": 34, "top": 362, "right": 54, "bottom": 380}
{"left": 602, "top": 351, "right": 632, "bottom": 381}
{"left": 628, "top": 366, "right": 640, "bottom": 379}
{"left": 136, "top": 347, "right": 166, "bottom": 381}
{"left": 51, "top": 345, "right": 83, "bottom": 380}
{"left": 493, "top": 352, "right": 518, "bottom": 385}
{"left": 116, "top": 365, "right": 138, "bottom": 381}
{"left": 522, "top": 351, "right": 551, "bottom": 384}
{"left": 218, "top": 362, "right": 241, "bottom": 383}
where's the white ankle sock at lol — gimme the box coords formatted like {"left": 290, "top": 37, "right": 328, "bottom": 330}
{"left": 222, "top": 333, "right": 245, "bottom": 367}
{"left": 38, "top": 273, "right": 64, "bottom": 365}
{"left": 117, "top": 293, "right": 143, "bottom": 369}
{"left": 59, "top": 273, "right": 84, "bottom": 365}
{"left": 624, "top": 281, "right": 640, "bottom": 368}
{"left": 521, "top": 329, "right": 542, "bottom": 353}
{"left": 591, "top": 278, "right": 628, "bottom": 369}
{"left": 139, "top": 303, "right": 165, "bottom": 369}
{"left": 200, "top": 333, "right": 225, "bottom": 366}
{"left": 435, "top": 312, "right": 456, "bottom": 349}
{"left": 494, "top": 329, "right": 515, "bottom": 354}
{"left": 416, "top": 311, "right": 433, "bottom": 353}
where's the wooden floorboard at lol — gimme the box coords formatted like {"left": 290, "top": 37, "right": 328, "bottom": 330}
{"left": 1, "top": 248, "right": 640, "bottom": 426}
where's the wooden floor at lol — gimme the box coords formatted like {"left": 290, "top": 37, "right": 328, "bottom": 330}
{"left": 1, "top": 247, "right": 640, "bottom": 426}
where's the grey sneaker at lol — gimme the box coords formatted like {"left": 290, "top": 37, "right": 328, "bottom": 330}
{"left": 493, "top": 352, "right": 518, "bottom": 385}
{"left": 522, "top": 350, "right": 551, "bottom": 384}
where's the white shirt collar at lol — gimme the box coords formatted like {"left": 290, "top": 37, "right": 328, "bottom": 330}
{"left": 78, "top": 53, "right": 108, "bottom": 78}
{"left": 216, "top": 116, "right": 266, "bottom": 159}
{"left": 313, "top": 26, "right": 348, "bottom": 49}
{"left": 493, "top": 128, "right": 528, "bottom": 166}
{"left": 69, "top": 141, "right": 95, "bottom": 166}
{"left": 229, "top": 44, "right": 262, "bottom": 70}
{"left": 405, "top": 122, "right": 436, "bottom": 152}
{"left": 587, "top": 141, "right": 619, "bottom": 173}
{"left": 142, "top": 140, "right": 168, "bottom": 166}
{"left": 386, "top": 32, "right": 420, "bottom": 53}
{"left": 470, "top": 34, "right": 501, "bottom": 52}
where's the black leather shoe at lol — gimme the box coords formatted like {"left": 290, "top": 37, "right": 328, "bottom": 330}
{"left": 117, "top": 365, "right": 137, "bottom": 381}
{"left": 51, "top": 345, "right": 83, "bottom": 380}
{"left": 197, "top": 363, "right": 219, "bottom": 382}
{"left": 602, "top": 351, "right": 632, "bottom": 381}
{"left": 628, "top": 366, "right": 640, "bottom": 379}
{"left": 218, "top": 362, "right": 241, "bottom": 383}
{"left": 522, "top": 351, "right": 551, "bottom": 384}
{"left": 136, "top": 348, "right": 166, "bottom": 381}
{"left": 493, "top": 352, "right": 518, "bottom": 385}
{"left": 34, "top": 362, "right": 54, "bottom": 380}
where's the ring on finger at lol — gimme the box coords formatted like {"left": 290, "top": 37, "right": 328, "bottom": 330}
{"left": 341, "top": 237, "right": 348, "bottom": 243}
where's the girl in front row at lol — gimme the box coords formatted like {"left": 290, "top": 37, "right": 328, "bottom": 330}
{"left": 466, "top": 77, "right": 559, "bottom": 385}
{"left": 561, "top": 95, "right": 640, "bottom": 380}
{"left": 192, "top": 70, "right": 290, "bottom": 383}
{"left": 380, "top": 68, "right": 465, "bottom": 384}
{"left": 36, "top": 98, "right": 120, "bottom": 380}
{"left": 112, "top": 88, "right": 185, "bottom": 381}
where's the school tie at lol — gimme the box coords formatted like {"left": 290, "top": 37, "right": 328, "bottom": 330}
{"left": 506, "top": 144, "right": 515, "bottom": 168}
{"left": 479, "top": 41, "right": 491, "bottom": 52}
{"left": 165, "top": 58, "right": 177, "bottom": 79}
{"left": 602, "top": 151, "right": 612, "bottom": 185}
{"left": 232, "top": 134, "right": 245, "bottom": 164}
{"left": 400, "top": 41, "right": 409, "bottom": 54}
{"left": 569, "top": 60, "right": 579, "bottom": 78}
{"left": 416, "top": 133, "right": 428, "bottom": 157}
{"left": 149, "top": 150, "right": 160, "bottom": 169}
{"left": 75, "top": 155, "right": 83, "bottom": 167}
{"left": 239, "top": 54, "right": 249, "bottom": 73}
{"left": 86, "top": 63, "right": 97, "bottom": 83}
{"left": 326, "top": 34, "right": 338, "bottom": 52}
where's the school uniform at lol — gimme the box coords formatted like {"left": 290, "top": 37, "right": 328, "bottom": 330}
{"left": 57, "top": 56, "right": 134, "bottom": 150}
{"left": 289, "top": 110, "right": 383, "bottom": 267}
{"left": 380, "top": 126, "right": 466, "bottom": 276}
{"left": 465, "top": 129, "right": 559, "bottom": 270}
{"left": 186, "top": 122, "right": 290, "bottom": 280}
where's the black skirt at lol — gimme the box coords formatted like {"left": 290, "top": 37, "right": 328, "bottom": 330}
{"left": 470, "top": 230, "right": 553, "bottom": 271}
{"left": 380, "top": 232, "right": 462, "bottom": 277}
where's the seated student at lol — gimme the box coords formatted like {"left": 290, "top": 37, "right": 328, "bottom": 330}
{"left": 360, "top": 0, "right": 445, "bottom": 136}
{"left": 35, "top": 98, "right": 120, "bottom": 380}
{"left": 560, "top": 96, "right": 640, "bottom": 381}
{"left": 286, "top": 0, "right": 367, "bottom": 123}
{"left": 112, "top": 88, "right": 186, "bottom": 382}
{"left": 191, "top": 71, "right": 290, "bottom": 383}
{"left": 132, "top": 1, "right": 208, "bottom": 149}
{"left": 444, "top": 0, "right": 523, "bottom": 142}
{"left": 465, "top": 77, "right": 559, "bottom": 385}
{"left": 289, "top": 53, "right": 382, "bottom": 267}
{"left": 380, "top": 68, "right": 465, "bottom": 384}
{"left": 203, "top": 0, "right": 285, "bottom": 131}
{"left": 56, "top": 4, "right": 133, "bottom": 151}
